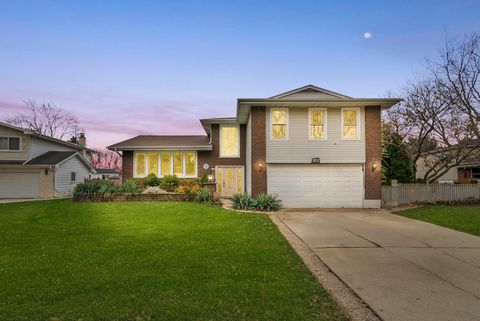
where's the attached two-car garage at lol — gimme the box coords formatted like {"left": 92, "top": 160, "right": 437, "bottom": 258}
{"left": 267, "top": 164, "right": 364, "bottom": 208}
{"left": 0, "top": 171, "right": 41, "bottom": 198}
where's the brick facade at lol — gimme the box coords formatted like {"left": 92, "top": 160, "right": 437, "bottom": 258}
{"left": 364, "top": 106, "right": 382, "bottom": 199}
{"left": 122, "top": 150, "right": 133, "bottom": 180}
{"left": 197, "top": 124, "right": 246, "bottom": 179}
{"left": 250, "top": 106, "right": 267, "bottom": 195}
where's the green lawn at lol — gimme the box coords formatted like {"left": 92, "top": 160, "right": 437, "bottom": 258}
{"left": 396, "top": 205, "right": 480, "bottom": 236}
{"left": 0, "top": 200, "right": 346, "bottom": 321}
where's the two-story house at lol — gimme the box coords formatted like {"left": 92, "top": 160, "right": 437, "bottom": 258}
{"left": 108, "top": 85, "right": 401, "bottom": 208}
{"left": 0, "top": 122, "right": 95, "bottom": 199}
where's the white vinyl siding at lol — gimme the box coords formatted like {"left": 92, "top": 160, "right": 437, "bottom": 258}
{"left": 267, "top": 164, "right": 364, "bottom": 208}
{"left": 30, "top": 137, "right": 76, "bottom": 158}
{"left": 246, "top": 113, "right": 252, "bottom": 193}
{"left": 266, "top": 107, "right": 366, "bottom": 163}
{"left": 54, "top": 156, "right": 90, "bottom": 195}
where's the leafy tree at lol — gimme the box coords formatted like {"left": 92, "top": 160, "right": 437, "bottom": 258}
{"left": 382, "top": 125, "right": 412, "bottom": 185}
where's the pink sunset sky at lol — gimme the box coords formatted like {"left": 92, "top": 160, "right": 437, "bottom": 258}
{"left": 1, "top": 1, "right": 479, "bottom": 149}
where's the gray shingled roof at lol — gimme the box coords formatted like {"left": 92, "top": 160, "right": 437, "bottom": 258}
{"left": 108, "top": 135, "right": 211, "bottom": 149}
{"left": 25, "top": 151, "right": 77, "bottom": 165}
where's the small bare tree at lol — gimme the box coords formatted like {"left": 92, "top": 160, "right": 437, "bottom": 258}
{"left": 385, "top": 78, "right": 478, "bottom": 182}
{"left": 433, "top": 32, "right": 480, "bottom": 140}
{"left": 6, "top": 100, "right": 80, "bottom": 140}
{"left": 90, "top": 149, "right": 122, "bottom": 171}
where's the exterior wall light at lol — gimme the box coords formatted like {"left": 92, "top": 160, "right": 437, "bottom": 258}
{"left": 258, "top": 162, "right": 263, "bottom": 172}
{"left": 372, "top": 161, "right": 378, "bottom": 172}
{"left": 207, "top": 175, "right": 213, "bottom": 181}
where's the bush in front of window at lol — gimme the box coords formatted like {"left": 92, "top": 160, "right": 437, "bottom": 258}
{"left": 160, "top": 175, "right": 179, "bottom": 192}
{"left": 144, "top": 173, "right": 160, "bottom": 187}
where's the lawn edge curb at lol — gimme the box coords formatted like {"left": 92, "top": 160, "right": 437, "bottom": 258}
{"left": 269, "top": 214, "right": 383, "bottom": 321}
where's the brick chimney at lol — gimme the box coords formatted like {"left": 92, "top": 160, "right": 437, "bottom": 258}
{"left": 78, "top": 133, "right": 86, "bottom": 147}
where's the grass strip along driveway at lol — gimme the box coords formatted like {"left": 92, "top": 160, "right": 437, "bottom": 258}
{"left": 0, "top": 200, "right": 347, "bottom": 321}
{"left": 396, "top": 205, "right": 480, "bottom": 237}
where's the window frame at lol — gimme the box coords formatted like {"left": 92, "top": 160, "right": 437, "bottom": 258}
{"left": 219, "top": 123, "right": 240, "bottom": 158}
{"left": 0, "top": 136, "right": 21, "bottom": 151}
{"left": 70, "top": 172, "right": 76, "bottom": 183}
{"left": 134, "top": 151, "right": 197, "bottom": 178}
{"left": 270, "top": 108, "right": 289, "bottom": 141}
{"left": 341, "top": 108, "right": 361, "bottom": 140}
{"left": 308, "top": 108, "right": 328, "bottom": 141}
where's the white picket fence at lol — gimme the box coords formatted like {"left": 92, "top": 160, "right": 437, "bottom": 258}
{"left": 381, "top": 184, "right": 480, "bottom": 208}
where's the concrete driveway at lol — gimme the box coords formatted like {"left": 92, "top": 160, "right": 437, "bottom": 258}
{"left": 276, "top": 209, "right": 480, "bottom": 321}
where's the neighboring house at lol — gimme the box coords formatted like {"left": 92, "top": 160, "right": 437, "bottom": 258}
{"left": 90, "top": 168, "right": 120, "bottom": 180}
{"left": 0, "top": 122, "right": 95, "bottom": 198}
{"left": 416, "top": 153, "right": 480, "bottom": 184}
{"left": 108, "top": 85, "right": 400, "bottom": 208}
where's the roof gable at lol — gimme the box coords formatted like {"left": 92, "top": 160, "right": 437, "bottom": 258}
{"left": 270, "top": 85, "right": 352, "bottom": 100}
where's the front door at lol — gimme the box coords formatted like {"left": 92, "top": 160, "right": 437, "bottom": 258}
{"left": 217, "top": 166, "right": 243, "bottom": 197}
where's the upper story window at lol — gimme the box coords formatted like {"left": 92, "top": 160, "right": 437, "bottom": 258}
{"left": 220, "top": 124, "right": 240, "bottom": 158}
{"left": 342, "top": 108, "right": 360, "bottom": 140}
{"left": 0, "top": 137, "right": 20, "bottom": 151}
{"left": 271, "top": 108, "right": 288, "bottom": 140}
{"left": 309, "top": 108, "right": 327, "bottom": 140}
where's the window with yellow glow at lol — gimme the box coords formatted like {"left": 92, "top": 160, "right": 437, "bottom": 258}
{"left": 342, "top": 109, "right": 359, "bottom": 139}
{"left": 236, "top": 167, "right": 243, "bottom": 193}
{"left": 185, "top": 152, "right": 196, "bottom": 176}
{"left": 148, "top": 153, "right": 158, "bottom": 175}
{"left": 216, "top": 167, "right": 223, "bottom": 194}
{"left": 161, "top": 153, "right": 171, "bottom": 176}
{"left": 135, "top": 153, "right": 146, "bottom": 176}
{"left": 271, "top": 109, "right": 288, "bottom": 139}
{"left": 173, "top": 152, "right": 183, "bottom": 176}
{"left": 309, "top": 108, "right": 326, "bottom": 140}
{"left": 220, "top": 124, "right": 239, "bottom": 157}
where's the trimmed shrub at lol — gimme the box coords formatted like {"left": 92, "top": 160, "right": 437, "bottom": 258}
{"left": 144, "top": 173, "right": 160, "bottom": 187}
{"left": 161, "top": 175, "right": 179, "bottom": 192}
{"left": 231, "top": 193, "right": 254, "bottom": 210}
{"left": 252, "top": 193, "right": 282, "bottom": 211}
{"left": 194, "top": 188, "right": 219, "bottom": 204}
{"left": 73, "top": 181, "right": 104, "bottom": 197}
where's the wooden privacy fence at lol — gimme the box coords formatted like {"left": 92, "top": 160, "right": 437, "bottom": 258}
{"left": 381, "top": 184, "right": 480, "bottom": 208}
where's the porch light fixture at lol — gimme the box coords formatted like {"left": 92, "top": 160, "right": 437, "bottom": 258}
{"left": 257, "top": 162, "right": 263, "bottom": 172}
{"left": 207, "top": 175, "right": 213, "bottom": 181}
{"left": 372, "top": 161, "right": 378, "bottom": 172}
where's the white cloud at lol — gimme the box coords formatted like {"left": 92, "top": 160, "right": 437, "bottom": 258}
{"left": 363, "top": 32, "right": 372, "bottom": 39}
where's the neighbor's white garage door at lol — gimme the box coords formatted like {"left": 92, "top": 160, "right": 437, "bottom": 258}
{"left": 267, "top": 164, "right": 363, "bottom": 208}
{"left": 0, "top": 172, "right": 40, "bottom": 198}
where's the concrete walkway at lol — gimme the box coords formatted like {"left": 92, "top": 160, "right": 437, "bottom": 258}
{"left": 276, "top": 209, "right": 480, "bottom": 321}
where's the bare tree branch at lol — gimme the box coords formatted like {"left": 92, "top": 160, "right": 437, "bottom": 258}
{"left": 6, "top": 100, "right": 80, "bottom": 140}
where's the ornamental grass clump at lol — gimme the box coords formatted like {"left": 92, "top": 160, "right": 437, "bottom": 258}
{"left": 231, "top": 193, "right": 255, "bottom": 210}
{"left": 194, "top": 188, "right": 219, "bottom": 204}
{"left": 231, "top": 192, "right": 282, "bottom": 211}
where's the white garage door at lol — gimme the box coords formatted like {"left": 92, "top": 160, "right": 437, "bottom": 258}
{"left": 267, "top": 164, "right": 363, "bottom": 208}
{"left": 0, "top": 172, "right": 40, "bottom": 198}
